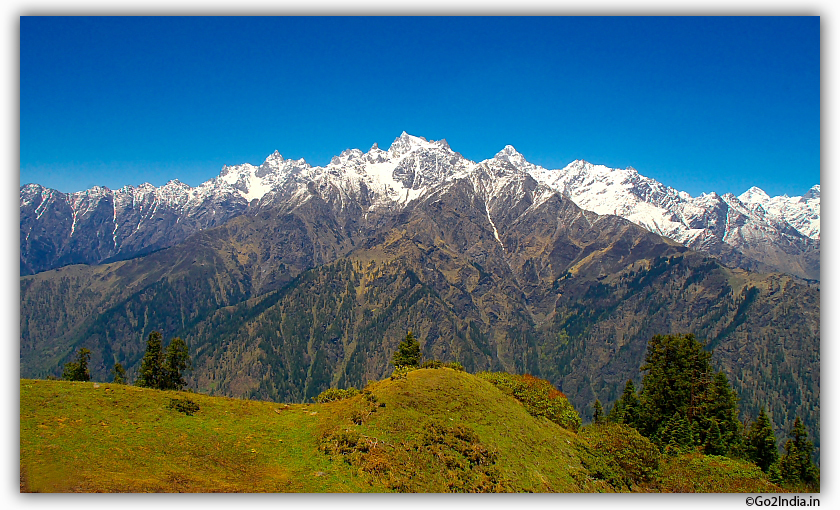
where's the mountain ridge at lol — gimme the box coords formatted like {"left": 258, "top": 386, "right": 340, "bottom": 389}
{"left": 20, "top": 133, "right": 819, "bottom": 280}
{"left": 21, "top": 161, "right": 820, "bottom": 459}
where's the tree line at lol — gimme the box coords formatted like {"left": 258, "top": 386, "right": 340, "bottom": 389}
{"left": 592, "top": 333, "right": 818, "bottom": 489}
{"left": 61, "top": 331, "right": 191, "bottom": 391}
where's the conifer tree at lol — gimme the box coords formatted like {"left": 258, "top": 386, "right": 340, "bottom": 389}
{"left": 660, "top": 411, "right": 696, "bottom": 455}
{"left": 779, "top": 417, "right": 818, "bottom": 485}
{"left": 391, "top": 331, "right": 421, "bottom": 368}
{"left": 635, "top": 333, "right": 741, "bottom": 455}
{"left": 62, "top": 348, "right": 91, "bottom": 382}
{"left": 704, "top": 419, "right": 725, "bottom": 456}
{"left": 112, "top": 362, "right": 126, "bottom": 384}
{"left": 638, "top": 334, "right": 712, "bottom": 438}
{"left": 593, "top": 399, "right": 605, "bottom": 424}
{"left": 136, "top": 331, "right": 165, "bottom": 389}
{"left": 136, "top": 332, "right": 191, "bottom": 390}
{"left": 744, "top": 408, "right": 779, "bottom": 473}
{"left": 162, "top": 337, "right": 191, "bottom": 390}
{"left": 609, "top": 379, "right": 641, "bottom": 428}
{"left": 699, "top": 372, "right": 743, "bottom": 455}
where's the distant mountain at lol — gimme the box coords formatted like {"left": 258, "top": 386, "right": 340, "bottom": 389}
{"left": 21, "top": 147, "right": 820, "bottom": 459}
{"left": 20, "top": 133, "right": 819, "bottom": 280}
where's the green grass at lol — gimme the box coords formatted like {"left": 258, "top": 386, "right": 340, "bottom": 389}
{"left": 20, "top": 369, "right": 787, "bottom": 493}
{"left": 20, "top": 379, "right": 368, "bottom": 492}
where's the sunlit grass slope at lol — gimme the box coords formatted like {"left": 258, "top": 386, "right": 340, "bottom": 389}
{"left": 20, "top": 368, "right": 785, "bottom": 493}
{"left": 20, "top": 369, "right": 587, "bottom": 492}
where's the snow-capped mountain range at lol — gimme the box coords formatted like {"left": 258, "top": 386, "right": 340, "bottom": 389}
{"left": 20, "top": 132, "right": 820, "bottom": 280}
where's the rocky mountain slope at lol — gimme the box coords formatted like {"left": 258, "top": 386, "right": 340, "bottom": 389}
{"left": 21, "top": 133, "right": 820, "bottom": 280}
{"left": 20, "top": 155, "right": 820, "bottom": 459}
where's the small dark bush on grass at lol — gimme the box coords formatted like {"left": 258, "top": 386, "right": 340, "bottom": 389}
{"left": 167, "top": 397, "right": 200, "bottom": 416}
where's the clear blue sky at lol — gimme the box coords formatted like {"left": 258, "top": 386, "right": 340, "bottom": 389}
{"left": 20, "top": 16, "right": 820, "bottom": 198}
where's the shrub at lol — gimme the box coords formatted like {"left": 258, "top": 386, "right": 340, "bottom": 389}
{"left": 391, "top": 365, "right": 415, "bottom": 380}
{"left": 315, "top": 387, "right": 360, "bottom": 403}
{"left": 477, "top": 372, "right": 581, "bottom": 431}
{"left": 578, "top": 423, "right": 661, "bottom": 489}
{"left": 444, "top": 361, "right": 464, "bottom": 372}
{"left": 419, "top": 360, "right": 465, "bottom": 371}
{"left": 651, "top": 453, "right": 782, "bottom": 493}
{"left": 167, "top": 397, "right": 200, "bottom": 416}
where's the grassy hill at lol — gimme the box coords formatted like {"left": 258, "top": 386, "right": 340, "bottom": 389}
{"left": 20, "top": 368, "right": 784, "bottom": 493}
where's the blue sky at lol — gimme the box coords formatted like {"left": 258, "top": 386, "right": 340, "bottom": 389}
{"left": 20, "top": 16, "right": 820, "bottom": 198}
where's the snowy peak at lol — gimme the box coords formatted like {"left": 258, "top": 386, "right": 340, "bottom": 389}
{"left": 735, "top": 184, "right": 820, "bottom": 240}
{"left": 387, "top": 132, "right": 452, "bottom": 157}
{"left": 493, "top": 145, "right": 530, "bottom": 170}
{"left": 20, "top": 132, "right": 820, "bottom": 280}
{"left": 803, "top": 184, "right": 820, "bottom": 200}
{"left": 738, "top": 186, "right": 771, "bottom": 205}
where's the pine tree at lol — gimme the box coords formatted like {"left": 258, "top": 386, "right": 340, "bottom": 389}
{"left": 699, "top": 372, "right": 743, "bottom": 455}
{"left": 609, "top": 379, "right": 640, "bottom": 428}
{"left": 635, "top": 333, "right": 742, "bottom": 457}
{"left": 62, "top": 348, "right": 91, "bottom": 382}
{"left": 704, "top": 419, "right": 725, "bottom": 456}
{"left": 391, "top": 331, "right": 421, "bottom": 368}
{"left": 162, "top": 337, "right": 191, "bottom": 390}
{"left": 112, "top": 362, "right": 126, "bottom": 384}
{"left": 779, "top": 416, "right": 818, "bottom": 485}
{"left": 136, "top": 332, "right": 191, "bottom": 390}
{"left": 136, "top": 331, "right": 165, "bottom": 389}
{"left": 660, "top": 411, "right": 696, "bottom": 455}
{"left": 593, "top": 399, "right": 605, "bottom": 424}
{"left": 744, "top": 408, "right": 779, "bottom": 473}
{"left": 638, "top": 334, "right": 712, "bottom": 439}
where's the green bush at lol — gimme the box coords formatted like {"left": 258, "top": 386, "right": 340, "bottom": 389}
{"left": 578, "top": 423, "right": 661, "bottom": 489}
{"left": 315, "top": 387, "right": 360, "bottom": 403}
{"left": 167, "top": 397, "right": 200, "bottom": 416}
{"left": 419, "top": 360, "right": 465, "bottom": 371}
{"left": 444, "top": 361, "right": 464, "bottom": 372}
{"left": 477, "top": 372, "right": 581, "bottom": 431}
{"left": 391, "top": 365, "right": 415, "bottom": 380}
{"left": 652, "top": 453, "right": 781, "bottom": 493}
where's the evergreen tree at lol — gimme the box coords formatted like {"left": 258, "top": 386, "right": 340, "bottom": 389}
{"left": 744, "top": 408, "right": 779, "bottom": 473}
{"left": 391, "top": 331, "right": 422, "bottom": 368}
{"left": 136, "top": 331, "right": 165, "bottom": 389}
{"left": 112, "top": 362, "right": 126, "bottom": 384}
{"left": 162, "top": 337, "right": 191, "bottom": 390}
{"left": 609, "top": 379, "right": 640, "bottom": 428}
{"left": 136, "top": 332, "right": 191, "bottom": 390}
{"left": 779, "top": 417, "right": 818, "bottom": 485}
{"left": 660, "top": 411, "right": 696, "bottom": 455}
{"left": 635, "top": 333, "right": 742, "bottom": 456}
{"left": 704, "top": 419, "right": 725, "bottom": 456}
{"left": 62, "top": 348, "right": 91, "bottom": 382}
{"left": 593, "top": 399, "right": 605, "bottom": 424}
{"left": 698, "top": 372, "right": 743, "bottom": 455}
{"left": 638, "top": 334, "right": 712, "bottom": 438}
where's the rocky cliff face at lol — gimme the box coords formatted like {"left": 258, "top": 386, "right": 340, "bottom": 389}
{"left": 21, "top": 133, "right": 819, "bottom": 280}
